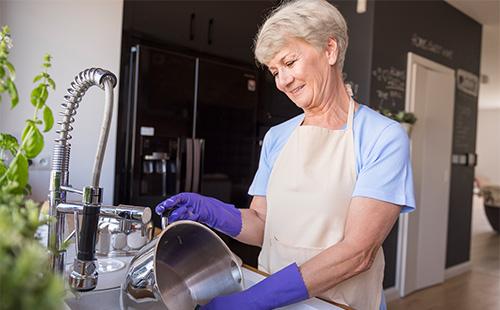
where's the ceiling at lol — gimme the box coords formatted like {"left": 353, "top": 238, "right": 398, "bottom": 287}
{"left": 445, "top": 0, "right": 500, "bottom": 25}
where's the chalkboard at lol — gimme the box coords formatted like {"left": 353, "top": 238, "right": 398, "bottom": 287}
{"left": 372, "top": 66, "right": 406, "bottom": 110}
{"left": 453, "top": 90, "right": 478, "bottom": 153}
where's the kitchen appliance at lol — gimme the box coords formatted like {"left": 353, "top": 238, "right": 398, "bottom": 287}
{"left": 121, "top": 220, "right": 243, "bottom": 310}
{"left": 115, "top": 44, "right": 259, "bottom": 228}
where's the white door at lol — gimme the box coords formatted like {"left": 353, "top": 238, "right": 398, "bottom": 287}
{"left": 397, "top": 53, "right": 455, "bottom": 296}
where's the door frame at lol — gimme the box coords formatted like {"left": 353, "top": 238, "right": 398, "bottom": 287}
{"left": 395, "top": 52, "right": 456, "bottom": 297}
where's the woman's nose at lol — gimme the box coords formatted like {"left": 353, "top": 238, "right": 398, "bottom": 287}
{"left": 276, "top": 69, "right": 293, "bottom": 90}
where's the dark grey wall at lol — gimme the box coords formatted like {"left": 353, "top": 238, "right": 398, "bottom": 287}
{"left": 370, "top": 0, "right": 482, "bottom": 286}
{"left": 333, "top": 0, "right": 375, "bottom": 104}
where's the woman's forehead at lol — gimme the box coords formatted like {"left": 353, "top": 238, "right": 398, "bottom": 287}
{"left": 267, "top": 38, "right": 307, "bottom": 68}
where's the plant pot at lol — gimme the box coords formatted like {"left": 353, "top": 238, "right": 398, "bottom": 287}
{"left": 484, "top": 204, "right": 500, "bottom": 233}
{"left": 481, "top": 186, "right": 500, "bottom": 233}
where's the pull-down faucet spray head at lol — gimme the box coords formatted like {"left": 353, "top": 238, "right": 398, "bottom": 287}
{"left": 48, "top": 68, "right": 117, "bottom": 292}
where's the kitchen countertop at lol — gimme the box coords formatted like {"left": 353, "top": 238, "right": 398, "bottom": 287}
{"left": 64, "top": 255, "right": 343, "bottom": 310}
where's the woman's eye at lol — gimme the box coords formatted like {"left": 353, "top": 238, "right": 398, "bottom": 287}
{"left": 285, "top": 60, "right": 296, "bottom": 67}
{"left": 271, "top": 71, "right": 278, "bottom": 77}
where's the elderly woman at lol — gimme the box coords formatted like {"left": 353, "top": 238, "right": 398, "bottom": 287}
{"left": 156, "top": 0, "right": 415, "bottom": 309}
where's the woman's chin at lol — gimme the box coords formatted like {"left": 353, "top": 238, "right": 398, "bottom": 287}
{"left": 291, "top": 99, "right": 312, "bottom": 111}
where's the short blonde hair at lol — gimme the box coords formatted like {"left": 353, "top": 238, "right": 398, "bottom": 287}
{"left": 254, "top": 0, "right": 349, "bottom": 70}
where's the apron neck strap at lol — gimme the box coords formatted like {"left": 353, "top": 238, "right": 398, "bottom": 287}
{"left": 346, "top": 96, "right": 355, "bottom": 130}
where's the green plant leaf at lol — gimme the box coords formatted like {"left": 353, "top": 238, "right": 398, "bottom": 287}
{"left": 38, "top": 84, "right": 48, "bottom": 108}
{"left": 5, "top": 61, "right": 15, "bottom": 77}
{"left": 6, "top": 78, "right": 18, "bottom": 108}
{"left": 43, "top": 53, "right": 51, "bottom": 63}
{"left": 30, "top": 84, "right": 48, "bottom": 109}
{"left": 21, "top": 123, "right": 44, "bottom": 159}
{"left": 42, "top": 105, "right": 54, "bottom": 132}
{"left": 30, "top": 84, "right": 42, "bottom": 107}
{"left": 6, "top": 153, "right": 29, "bottom": 192}
{"left": 23, "top": 183, "right": 32, "bottom": 195}
{"left": 47, "top": 77, "right": 56, "bottom": 90}
{"left": 0, "top": 133, "right": 19, "bottom": 155}
{"left": 33, "top": 73, "right": 43, "bottom": 83}
{"left": 0, "top": 160, "right": 6, "bottom": 176}
{"left": 0, "top": 66, "right": 5, "bottom": 79}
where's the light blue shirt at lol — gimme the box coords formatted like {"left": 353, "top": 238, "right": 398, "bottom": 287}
{"left": 249, "top": 104, "right": 415, "bottom": 213}
{"left": 248, "top": 104, "right": 415, "bottom": 310}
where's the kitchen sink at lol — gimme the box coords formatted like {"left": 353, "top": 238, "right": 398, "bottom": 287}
{"left": 64, "top": 256, "right": 339, "bottom": 310}
{"left": 65, "top": 287, "right": 122, "bottom": 310}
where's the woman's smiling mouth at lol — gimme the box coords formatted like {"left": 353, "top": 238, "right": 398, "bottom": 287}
{"left": 290, "top": 84, "right": 305, "bottom": 95}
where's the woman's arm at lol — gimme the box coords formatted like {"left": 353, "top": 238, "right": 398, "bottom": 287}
{"left": 235, "top": 195, "right": 267, "bottom": 247}
{"left": 300, "top": 197, "right": 400, "bottom": 296}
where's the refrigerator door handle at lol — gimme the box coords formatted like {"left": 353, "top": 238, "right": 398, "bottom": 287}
{"left": 192, "top": 139, "right": 204, "bottom": 193}
{"left": 127, "top": 45, "right": 141, "bottom": 201}
{"left": 175, "top": 137, "right": 183, "bottom": 193}
{"left": 185, "top": 138, "right": 193, "bottom": 192}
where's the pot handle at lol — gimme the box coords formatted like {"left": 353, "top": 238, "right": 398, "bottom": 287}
{"left": 161, "top": 208, "right": 175, "bottom": 230}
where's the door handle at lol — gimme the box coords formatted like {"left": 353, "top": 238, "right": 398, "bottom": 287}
{"left": 189, "top": 13, "right": 196, "bottom": 41}
{"left": 185, "top": 138, "right": 193, "bottom": 192}
{"left": 192, "top": 139, "right": 204, "bottom": 193}
{"left": 175, "top": 138, "right": 183, "bottom": 193}
{"left": 128, "top": 45, "right": 141, "bottom": 201}
{"left": 208, "top": 18, "right": 214, "bottom": 45}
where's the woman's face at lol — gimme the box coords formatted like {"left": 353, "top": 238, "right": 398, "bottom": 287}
{"left": 267, "top": 37, "right": 338, "bottom": 110}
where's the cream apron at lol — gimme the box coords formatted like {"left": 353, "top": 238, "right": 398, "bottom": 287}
{"left": 258, "top": 99, "right": 385, "bottom": 310}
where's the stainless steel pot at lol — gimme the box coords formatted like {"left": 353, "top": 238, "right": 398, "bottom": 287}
{"left": 121, "top": 220, "right": 243, "bottom": 310}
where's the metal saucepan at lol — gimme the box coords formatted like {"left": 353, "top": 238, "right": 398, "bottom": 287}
{"left": 121, "top": 220, "right": 243, "bottom": 310}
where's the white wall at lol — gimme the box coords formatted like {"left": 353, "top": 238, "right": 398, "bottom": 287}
{"left": 0, "top": 0, "right": 123, "bottom": 204}
{"left": 476, "top": 108, "right": 500, "bottom": 185}
{"left": 478, "top": 25, "right": 500, "bottom": 109}
{"left": 476, "top": 24, "right": 500, "bottom": 186}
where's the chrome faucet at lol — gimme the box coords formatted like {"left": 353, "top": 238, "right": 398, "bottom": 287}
{"left": 48, "top": 68, "right": 152, "bottom": 292}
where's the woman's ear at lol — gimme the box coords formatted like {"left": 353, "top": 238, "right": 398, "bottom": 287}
{"left": 325, "top": 37, "right": 338, "bottom": 66}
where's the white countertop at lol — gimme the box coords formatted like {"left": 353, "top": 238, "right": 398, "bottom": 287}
{"left": 64, "top": 254, "right": 340, "bottom": 310}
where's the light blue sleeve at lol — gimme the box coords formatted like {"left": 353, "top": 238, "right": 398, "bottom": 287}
{"left": 352, "top": 123, "right": 415, "bottom": 213}
{"left": 248, "top": 129, "right": 274, "bottom": 196}
{"left": 379, "top": 290, "right": 387, "bottom": 310}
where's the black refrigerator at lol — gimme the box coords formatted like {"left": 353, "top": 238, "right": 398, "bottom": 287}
{"left": 116, "top": 44, "right": 259, "bottom": 229}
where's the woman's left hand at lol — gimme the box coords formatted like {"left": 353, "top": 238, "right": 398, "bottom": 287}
{"left": 155, "top": 192, "right": 242, "bottom": 237}
{"left": 200, "top": 263, "right": 309, "bottom": 310}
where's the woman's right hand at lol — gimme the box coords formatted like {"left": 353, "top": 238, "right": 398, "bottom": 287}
{"left": 155, "top": 192, "right": 242, "bottom": 237}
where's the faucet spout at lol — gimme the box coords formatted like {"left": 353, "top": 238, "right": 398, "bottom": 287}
{"left": 48, "top": 68, "right": 117, "bottom": 292}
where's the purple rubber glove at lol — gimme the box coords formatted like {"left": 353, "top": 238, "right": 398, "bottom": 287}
{"left": 155, "top": 192, "right": 242, "bottom": 237}
{"left": 201, "top": 263, "right": 310, "bottom": 310}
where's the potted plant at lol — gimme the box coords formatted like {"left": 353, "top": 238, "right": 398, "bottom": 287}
{"left": 379, "top": 109, "right": 417, "bottom": 136}
{"left": 0, "top": 26, "right": 65, "bottom": 310}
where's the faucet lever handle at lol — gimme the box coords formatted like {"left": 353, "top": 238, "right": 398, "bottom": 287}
{"left": 61, "top": 185, "right": 83, "bottom": 195}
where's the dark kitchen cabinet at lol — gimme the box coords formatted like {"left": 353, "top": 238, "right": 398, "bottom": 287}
{"left": 125, "top": 1, "right": 199, "bottom": 51}
{"left": 123, "top": 0, "right": 272, "bottom": 63}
